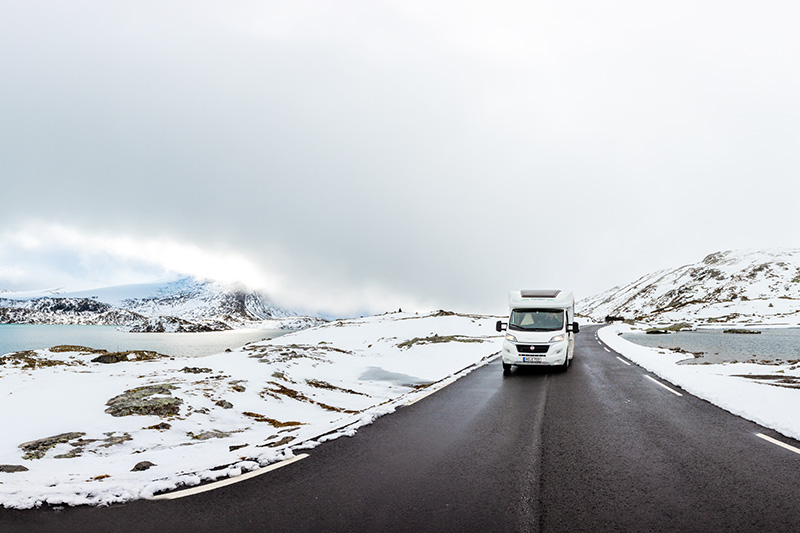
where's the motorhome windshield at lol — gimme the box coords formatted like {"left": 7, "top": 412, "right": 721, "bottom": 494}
{"left": 509, "top": 309, "right": 564, "bottom": 332}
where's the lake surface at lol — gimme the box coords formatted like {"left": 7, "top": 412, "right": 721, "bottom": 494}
{"left": 0, "top": 324, "right": 289, "bottom": 358}
{"left": 622, "top": 328, "right": 800, "bottom": 364}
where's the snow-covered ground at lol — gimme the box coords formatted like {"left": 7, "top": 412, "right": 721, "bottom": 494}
{"left": 0, "top": 311, "right": 500, "bottom": 509}
{"left": 4, "top": 309, "right": 798, "bottom": 510}
{"left": 598, "top": 323, "right": 800, "bottom": 441}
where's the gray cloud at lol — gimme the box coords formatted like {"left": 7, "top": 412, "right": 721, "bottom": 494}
{"left": 2, "top": 1, "right": 800, "bottom": 314}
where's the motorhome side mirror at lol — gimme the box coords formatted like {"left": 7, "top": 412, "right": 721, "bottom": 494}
{"left": 568, "top": 322, "right": 580, "bottom": 333}
{"left": 496, "top": 320, "right": 507, "bottom": 332}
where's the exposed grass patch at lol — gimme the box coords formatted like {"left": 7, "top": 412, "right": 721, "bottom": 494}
{"left": 144, "top": 422, "right": 172, "bottom": 431}
{"left": 267, "top": 436, "right": 294, "bottom": 448}
{"left": 187, "top": 430, "right": 231, "bottom": 440}
{"left": 733, "top": 374, "right": 794, "bottom": 380}
{"left": 705, "top": 314, "right": 743, "bottom": 323}
{"left": 398, "top": 310, "right": 488, "bottom": 321}
{"left": 733, "top": 374, "right": 800, "bottom": 389}
{"left": 0, "top": 351, "right": 72, "bottom": 369}
{"left": 666, "top": 322, "right": 693, "bottom": 331}
{"left": 92, "top": 350, "right": 167, "bottom": 364}
{"left": 19, "top": 432, "right": 86, "bottom": 460}
{"left": 180, "top": 367, "right": 213, "bottom": 374}
{"left": 49, "top": 345, "right": 106, "bottom": 353}
{"left": 248, "top": 344, "right": 344, "bottom": 364}
{"left": 284, "top": 343, "right": 353, "bottom": 355}
{"left": 261, "top": 382, "right": 359, "bottom": 413}
{"left": 660, "top": 346, "right": 705, "bottom": 357}
{"left": 271, "top": 370, "right": 294, "bottom": 382}
{"left": 306, "top": 378, "right": 369, "bottom": 397}
{"left": 397, "top": 334, "right": 485, "bottom": 349}
{"left": 241, "top": 412, "right": 303, "bottom": 428}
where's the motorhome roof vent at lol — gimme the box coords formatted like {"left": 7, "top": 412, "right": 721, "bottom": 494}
{"left": 520, "top": 290, "right": 561, "bottom": 298}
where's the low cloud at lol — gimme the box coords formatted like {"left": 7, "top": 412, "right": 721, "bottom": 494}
{"left": 2, "top": 1, "right": 800, "bottom": 314}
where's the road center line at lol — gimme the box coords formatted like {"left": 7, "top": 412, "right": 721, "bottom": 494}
{"left": 755, "top": 433, "right": 800, "bottom": 456}
{"left": 616, "top": 356, "right": 631, "bottom": 366}
{"left": 644, "top": 375, "right": 683, "bottom": 396}
{"left": 603, "top": 347, "right": 611, "bottom": 353}
{"left": 150, "top": 454, "right": 309, "bottom": 500}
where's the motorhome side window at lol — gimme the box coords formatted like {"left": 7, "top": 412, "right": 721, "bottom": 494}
{"left": 509, "top": 309, "right": 564, "bottom": 332}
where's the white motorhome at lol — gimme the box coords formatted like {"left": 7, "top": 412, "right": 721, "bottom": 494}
{"left": 496, "top": 289, "right": 580, "bottom": 373}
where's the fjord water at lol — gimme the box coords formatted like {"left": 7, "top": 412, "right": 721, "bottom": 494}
{"left": 0, "top": 324, "right": 288, "bottom": 358}
{"left": 623, "top": 328, "right": 800, "bottom": 363}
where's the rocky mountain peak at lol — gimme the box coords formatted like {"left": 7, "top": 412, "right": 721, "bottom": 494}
{"left": 0, "top": 277, "right": 323, "bottom": 331}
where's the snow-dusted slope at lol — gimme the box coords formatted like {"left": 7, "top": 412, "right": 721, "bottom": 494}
{"left": 0, "top": 298, "right": 144, "bottom": 327}
{"left": 580, "top": 249, "right": 800, "bottom": 324}
{"left": 0, "top": 278, "right": 320, "bottom": 331}
{"left": 111, "top": 278, "right": 292, "bottom": 324}
{"left": 0, "top": 311, "right": 500, "bottom": 508}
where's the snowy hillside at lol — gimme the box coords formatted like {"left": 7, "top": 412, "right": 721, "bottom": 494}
{"left": 0, "top": 311, "right": 500, "bottom": 508}
{"left": 110, "top": 278, "right": 292, "bottom": 324}
{"left": 580, "top": 249, "right": 800, "bottom": 324}
{"left": 0, "top": 278, "right": 322, "bottom": 331}
{"left": 0, "top": 298, "right": 144, "bottom": 327}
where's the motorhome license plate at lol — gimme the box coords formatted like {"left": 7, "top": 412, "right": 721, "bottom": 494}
{"left": 522, "top": 356, "right": 542, "bottom": 363}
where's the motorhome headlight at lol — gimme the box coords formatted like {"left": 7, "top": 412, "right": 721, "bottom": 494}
{"left": 505, "top": 334, "right": 518, "bottom": 343}
{"left": 549, "top": 334, "right": 565, "bottom": 343}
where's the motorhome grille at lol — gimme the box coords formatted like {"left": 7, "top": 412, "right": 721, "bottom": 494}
{"left": 516, "top": 344, "right": 549, "bottom": 354}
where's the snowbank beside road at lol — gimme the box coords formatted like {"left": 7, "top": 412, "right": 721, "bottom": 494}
{"left": 598, "top": 324, "right": 800, "bottom": 441}
{"left": 0, "top": 311, "right": 501, "bottom": 509}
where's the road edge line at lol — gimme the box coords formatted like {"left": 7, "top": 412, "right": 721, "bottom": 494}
{"left": 755, "top": 433, "right": 800, "bottom": 456}
{"left": 149, "top": 454, "right": 309, "bottom": 501}
{"left": 644, "top": 375, "right": 683, "bottom": 396}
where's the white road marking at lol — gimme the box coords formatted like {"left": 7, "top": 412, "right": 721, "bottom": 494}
{"left": 644, "top": 375, "right": 683, "bottom": 396}
{"left": 150, "top": 454, "right": 309, "bottom": 500}
{"left": 405, "top": 385, "right": 447, "bottom": 406}
{"left": 604, "top": 347, "right": 611, "bottom": 353}
{"left": 405, "top": 373, "right": 462, "bottom": 405}
{"left": 755, "top": 433, "right": 800, "bottom": 456}
{"left": 616, "top": 356, "right": 631, "bottom": 366}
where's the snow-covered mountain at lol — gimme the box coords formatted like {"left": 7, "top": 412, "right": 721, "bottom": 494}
{"left": 0, "top": 298, "right": 144, "bottom": 327}
{"left": 0, "top": 277, "right": 325, "bottom": 331}
{"left": 579, "top": 249, "right": 800, "bottom": 324}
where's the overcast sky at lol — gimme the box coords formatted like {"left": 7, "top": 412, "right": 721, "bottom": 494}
{"left": 2, "top": 0, "right": 800, "bottom": 315}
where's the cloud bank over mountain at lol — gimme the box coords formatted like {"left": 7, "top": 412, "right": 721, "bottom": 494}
{"left": 3, "top": 1, "right": 800, "bottom": 314}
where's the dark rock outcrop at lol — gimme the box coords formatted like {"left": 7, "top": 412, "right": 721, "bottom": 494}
{"left": 19, "top": 432, "right": 86, "bottom": 460}
{"left": 105, "top": 384, "right": 183, "bottom": 417}
{"left": 0, "top": 464, "right": 29, "bottom": 473}
{"left": 131, "top": 461, "right": 156, "bottom": 472}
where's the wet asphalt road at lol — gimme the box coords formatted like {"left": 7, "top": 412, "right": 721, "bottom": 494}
{"left": 2, "top": 325, "right": 799, "bottom": 532}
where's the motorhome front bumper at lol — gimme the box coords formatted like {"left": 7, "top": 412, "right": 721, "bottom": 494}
{"left": 501, "top": 340, "right": 567, "bottom": 366}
